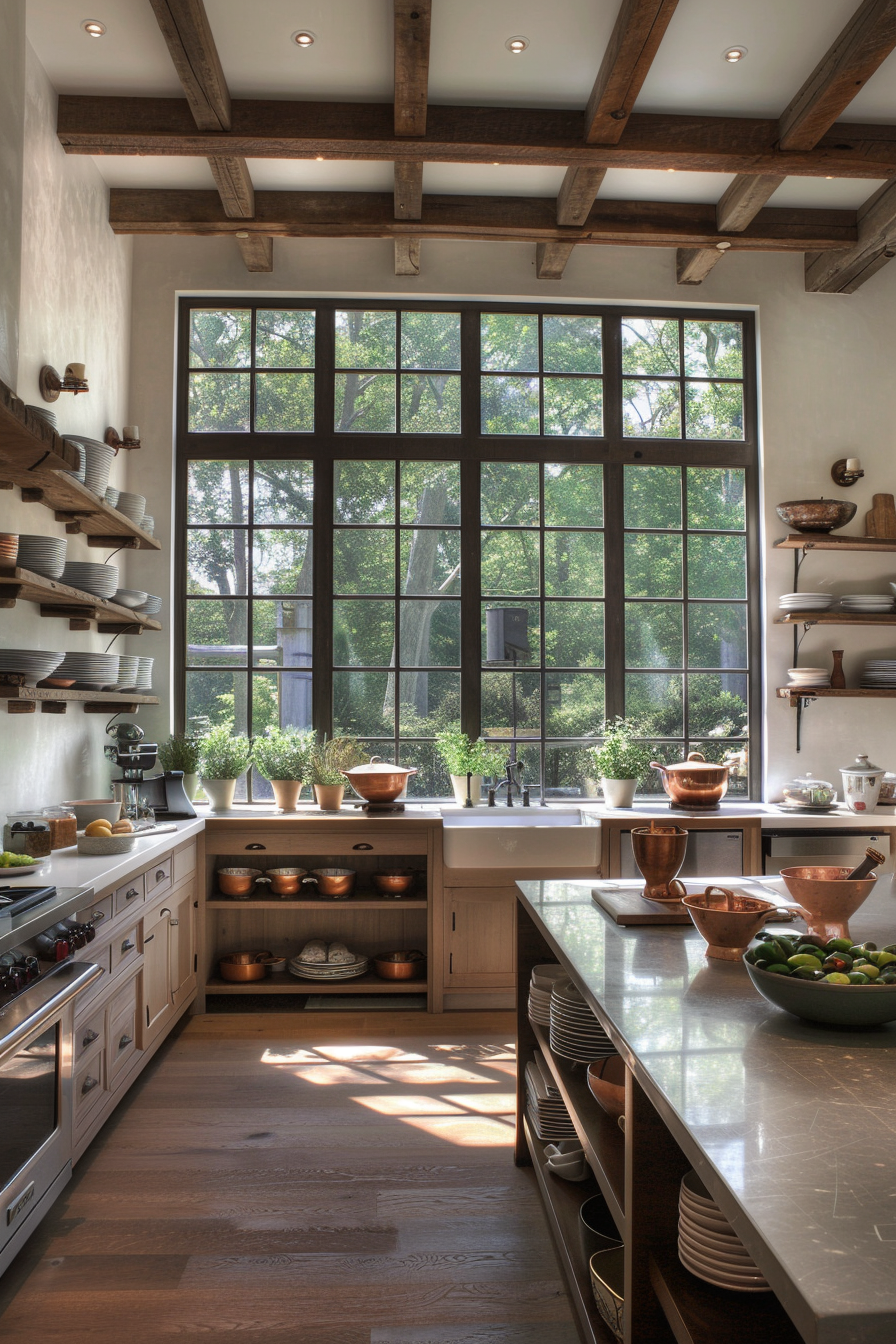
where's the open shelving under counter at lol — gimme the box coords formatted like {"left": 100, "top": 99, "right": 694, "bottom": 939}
{"left": 205, "top": 972, "right": 425, "bottom": 996}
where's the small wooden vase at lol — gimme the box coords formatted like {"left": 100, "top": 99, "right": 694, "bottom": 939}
{"left": 830, "top": 650, "right": 846, "bottom": 689}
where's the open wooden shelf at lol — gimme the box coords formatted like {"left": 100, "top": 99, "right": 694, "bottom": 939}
{"left": 531, "top": 1021, "right": 626, "bottom": 1230}
{"left": 649, "top": 1249, "right": 802, "bottom": 1344}
{"left": 208, "top": 896, "right": 427, "bottom": 910}
{"left": 774, "top": 534, "right": 896, "bottom": 552}
{"left": 774, "top": 611, "right": 896, "bottom": 626}
{"left": 524, "top": 1116, "right": 617, "bottom": 1344}
{"left": 777, "top": 686, "right": 896, "bottom": 706}
{"left": 205, "top": 972, "right": 425, "bottom": 994}
{"left": 0, "top": 377, "right": 160, "bottom": 551}
{"left": 0, "top": 685, "right": 159, "bottom": 714}
{"left": 0, "top": 565, "right": 162, "bottom": 631}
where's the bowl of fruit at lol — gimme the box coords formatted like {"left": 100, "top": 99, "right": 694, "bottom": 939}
{"left": 77, "top": 817, "right": 137, "bottom": 855}
{"left": 743, "top": 932, "right": 896, "bottom": 1026}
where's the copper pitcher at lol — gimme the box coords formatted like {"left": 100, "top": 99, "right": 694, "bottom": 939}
{"left": 631, "top": 824, "right": 688, "bottom": 902}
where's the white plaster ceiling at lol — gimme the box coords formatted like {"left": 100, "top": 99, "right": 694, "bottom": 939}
{"left": 25, "top": 0, "right": 896, "bottom": 213}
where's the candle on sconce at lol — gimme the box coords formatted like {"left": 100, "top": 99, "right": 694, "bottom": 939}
{"left": 64, "top": 362, "right": 87, "bottom": 382}
{"left": 845, "top": 457, "right": 861, "bottom": 473}
{"left": 123, "top": 425, "right": 139, "bottom": 441}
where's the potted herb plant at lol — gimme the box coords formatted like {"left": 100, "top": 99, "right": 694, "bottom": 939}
{"left": 157, "top": 733, "right": 202, "bottom": 802}
{"left": 435, "top": 729, "right": 506, "bottom": 806}
{"left": 198, "top": 724, "right": 252, "bottom": 811}
{"left": 309, "top": 736, "right": 369, "bottom": 811}
{"left": 588, "top": 718, "right": 652, "bottom": 809}
{"left": 251, "top": 727, "right": 314, "bottom": 811}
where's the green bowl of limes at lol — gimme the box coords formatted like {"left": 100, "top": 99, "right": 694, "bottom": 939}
{"left": 743, "top": 932, "right": 896, "bottom": 1026}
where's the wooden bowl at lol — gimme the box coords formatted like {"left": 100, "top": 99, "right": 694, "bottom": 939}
{"left": 775, "top": 498, "right": 856, "bottom": 533}
{"left": 587, "top": 1056, "right": 626, "bottom": 1122}
{"left": 218, "top": 951, "right": 272, "bottom": 982}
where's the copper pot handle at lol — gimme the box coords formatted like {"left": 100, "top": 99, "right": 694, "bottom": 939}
{"left": 302, "top": 875, "right": 319, "bottom": 886}
{"left": 667, "top": 879, "right": 688, "bottom": 899}
{"left": 687, "top": 751, "right": 706, "bottom": 762}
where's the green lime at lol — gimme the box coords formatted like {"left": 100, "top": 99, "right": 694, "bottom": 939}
{"left": 876, "top": 952, "right": 896, "bottom": 968}
{"left": 788, "top": 954, "right": 824, "bottom": 968}
{"left": 793, "top": 966, "right": 824, "bottom": 980}
{"left": 848, "top": 972, "right": 870, "bottom": 984}
{"left": 795, "top": 945, "right": 825, "bottom": 960}
{"left": 822, "top": 972, "right": 851, "bottom": 984}
{"left": 765, "top": 963, "right": 792, "bottom": 976}
{"left": 860, "top": 963, "right": 880, "bottom": 979}
{"left": 825, "top": 938, "right": 854, "bottom": 953}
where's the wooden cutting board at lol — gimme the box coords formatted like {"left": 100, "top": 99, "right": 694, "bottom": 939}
{"left": 591, "top": 886, "right": 692, "bottom": 925}
{"left": 865, "top": 493, "right": 896, "bottom": 538}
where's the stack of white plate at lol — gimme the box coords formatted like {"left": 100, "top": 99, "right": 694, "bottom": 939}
{"left": 0, "top": 649, "right": 64, "bottom": 686}
{"left": 135, "top": 656, "right": 153, "bottom": 691}
{"left": 525, "top": 1050, "right": 577, "bottom": 1141}
{"left": 142, "top": 514, "right": 155, "bottom": 537}
{"left": 136, "top": 594, "right": 162, "bottom": 615}
{"left": 778, "top": 592, "right": 832, "bottom": 612}
{"left": 288, "top": 954, "right": 369, "bottom": 981}
{"left": 529, "top": 963, "right": 564, "bottom": 1026}
{"left": 67, "top": 438, "right": 114, "bottom": 497}
{"left": 25, "top": 405, "right": 56, "bottom": 428}
{"left": 61, "top": 438, "right": 86, "bottom": 481}
{"left": 840, "top": 593, "right": 895, "bottom": 613}
{"left": 678, "top": 1171, "right": 770, "bottom": 1292}
{"left": 16, "top": 535, "right": 67, "bottom": 579}
{"left": 112, "top": 589, "right": 148, "bottom": 610}
{"left": 550, "top": 976, "right": 617, "bottom": 1064}
{"left": 104, "top": 487, "right": 120, "bottom": 509}
{"left": 786, "top": 666, "right": 830, "bottom": 689}
{"left": 55, "top": 652, "right": 119, "bottom": 690}
{"left": 862, "top": 660, "right": 896, "bottom": 688}
{"left": 115, "top": 656, "right": 140, "bottom": 691}
{"left": 61, "top": 561, "right": 118, "bottom": 599}
{"left": 117, "top": 492, "right": 146, "bottom": 526}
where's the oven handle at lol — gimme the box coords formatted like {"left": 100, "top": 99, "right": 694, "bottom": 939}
{"left": 0, "top": 961, "right": 104, "bottom": 1057}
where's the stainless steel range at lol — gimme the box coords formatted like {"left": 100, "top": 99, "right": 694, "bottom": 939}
{"left": 0, "top": 884, "right": 102, "bottom": 1277}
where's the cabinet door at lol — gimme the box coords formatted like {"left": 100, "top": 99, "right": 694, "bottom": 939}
{"left": 444, "top": 887, "right": 516, "bottom": 988}
{"left": 170, "top": 882, "right": 196, "bottom": 1007}
{"left": 142, "top": 904, "right": 172, "bottom": 1038}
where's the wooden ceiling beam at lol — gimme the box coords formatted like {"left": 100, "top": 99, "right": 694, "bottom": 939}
{"left": 716, "top": 174, "right": 784, "bottom": 232}
{"left": 107, "top": 188, "right": 857, "bottom": 251}
{"left": 805, "top": 178, "right": 896, "bottom": 291}
{"left": 148, "top": 0, "right": 269, "bottom": 271}
{"left": 676, "top": 245, "right": 728, "bottom": 284}
{"left": 556, "top": 168, "right": 608, "bottom": 227}
{"left": 235, "top": 233, "right": 273, "bottom": 272}
{"left": 393, "top": 1, "right": 431, "bottom": 276}
{"left": 536, "top": 241, "right": 578, "bottom": 279}
{"left": 56, "top": 98, "right": 896, "bottom": 177}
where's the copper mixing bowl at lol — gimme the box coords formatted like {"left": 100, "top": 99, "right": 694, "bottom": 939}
{"left": 775, "top": 498, "right": 857, "bottom": 533}
{"left": 219, "top": 951, "right": 272, "bottom": 981}
{"left": 374, "top": 951, "right": 427, "bottom": 981}
{"left": 372, "top": 869, "right": 416, "bottom": 897}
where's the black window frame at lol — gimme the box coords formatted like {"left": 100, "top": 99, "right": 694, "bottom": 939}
{"left": 175, "top": 297, "right": 761, "bottom": 801}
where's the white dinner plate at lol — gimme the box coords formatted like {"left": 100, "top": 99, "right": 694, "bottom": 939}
{"left": 678, "top": 1246, "right": 771, "bottom": 1292}
{"left": 0, "top": 860, "right": 48, "bottom": 877}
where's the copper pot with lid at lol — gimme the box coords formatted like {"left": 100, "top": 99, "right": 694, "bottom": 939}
{"left": 341, "top": 757, "right": 417, "bottom": 804}
{"left": 650, "top": 752, "right": 730, "bottom": 810}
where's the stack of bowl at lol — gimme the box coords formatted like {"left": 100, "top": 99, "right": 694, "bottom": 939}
{"left": 104, "top": 487, "right": 119, "bottom": 509}
{"left": 0, "top": 650, "right": 64, "bottom": 686}
{"left": 678, "top": 1171, "right": 769, "bottom": 1292}
{"left": 61, "top": 439, "right": 86, "bottom": 482}
{"left": 142, "top": 514, "right": 155, "bottom": 537}
{"left": 137, "top": 594, "right": 162, "bottom": 615}
{"left": 67, "top": 438, "right": 115, "bottom": 498}
{"left": 116, "top": 492, "right": 146, "bottom": 526}
{"left": 17, "top": 535, "right": 66, "bottom": 579}
{"left": 60, "top": 561, "right": 118, "bottom": 600}
{"left": 112, "top": 588, "right": 149, "bottom": 610}
{"left": 786, "top": 666, "right": 830, "bottom": 690}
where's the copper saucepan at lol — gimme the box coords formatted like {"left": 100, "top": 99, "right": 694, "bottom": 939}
{"left": 302, "top": 867, "right": 356, "bottom": 898}
{"left": 217, "top": 867, "right": 264, "bottom": 897}
{"left": 341, "top": 758, "right": 417, "bottom": 803}
{"left": 650, "top": 752, "right": 730, "bottom": 809}
{"left": 218, "top": 951, "right": 272, "bottom": 981}
{"left": 372, "top": 869, "right": 416, "bottom": 897}
{"left": 265, "top": 867, "right": 308, "bottom": 896}
{"left": 373, "top": 950, "right": 427, "bottom": 980}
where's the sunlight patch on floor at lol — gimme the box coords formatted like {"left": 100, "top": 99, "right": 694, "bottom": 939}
{"left": 396, "top": 1115, "right": 515, "bottom": 1144}
{"left": 352, "top": 1094, "right": 468, "bottom": 1116}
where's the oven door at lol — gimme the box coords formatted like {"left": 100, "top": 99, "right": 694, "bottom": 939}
{"left": 0, "top": 961, "right": 103, "bottom": 1276}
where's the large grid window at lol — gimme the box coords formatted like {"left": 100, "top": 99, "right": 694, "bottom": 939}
{"left": 177, "top": 300, "right": 759, "bottom": 801}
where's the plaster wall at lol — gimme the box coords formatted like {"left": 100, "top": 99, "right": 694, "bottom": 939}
{"left": 0, "top": 0, "right": 25, "bottom": 389}
{"left": 126, "top": 236, "right": 896, "bottom": 800}
{"left": 0, "top": 42, "right": 133, "bottom": 820}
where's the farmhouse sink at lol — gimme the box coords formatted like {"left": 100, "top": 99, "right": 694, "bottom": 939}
{"left": 440, "top": 807, "right": 600, "bottom": 869}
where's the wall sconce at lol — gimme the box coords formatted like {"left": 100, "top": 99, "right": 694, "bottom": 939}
{"left": 39, "top": 363, "right": 89, "bottom": 402}
{"left": 831, "top": 457, "right": 864, "bottom": 487}
{"left": 104, "top": 425, "right": 141, "bottom": 453}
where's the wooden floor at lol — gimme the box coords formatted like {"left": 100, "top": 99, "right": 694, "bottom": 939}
{"left": 0, "top": 1012, "right": 578, "bottom": 1343}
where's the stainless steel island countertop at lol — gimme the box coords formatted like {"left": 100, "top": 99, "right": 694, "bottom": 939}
{"left": 517, "top": 875, "right": 896, "bottom": 1344}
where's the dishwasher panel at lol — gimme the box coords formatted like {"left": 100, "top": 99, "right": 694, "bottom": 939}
{"left": 620, "top": 828, "right": 743, "bottom": 879}
{"left": 763, "top": 830, "right": 894, "bottom": 875}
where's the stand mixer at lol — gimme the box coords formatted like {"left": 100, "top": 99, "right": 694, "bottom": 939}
{"left": 104, "top": 721, "right": 197, "bottom": 822}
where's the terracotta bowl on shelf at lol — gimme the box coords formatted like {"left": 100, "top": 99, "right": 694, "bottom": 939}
{"left": 0, "top": 534, "right": 18, "bottom": 564}
{"left": 373, "top": 950, "right": 427, "bottom": 980}
{"left": 218, "top": 951, "right": 272, "bottom": 982}
{"left": 775, "top": 498, "right": 856, "bottom": 533}
{"left": 587, "top": 1056, "right": 626, "bottom": 1122}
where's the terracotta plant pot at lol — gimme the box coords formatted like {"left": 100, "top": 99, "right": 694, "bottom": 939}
{"left": 270, "top": 779, "right": 302, "bottom": 812}
{"left": 601, "top": 777, "right": 637, "bottom": 809}
{"left": 201, "top": 777, "right": 236, "bottom": 811}
{"left": 314, "top": 783, "right": 344, "bottom": 811}
{"left": 630, "top": 825, "right": 688, "bottom": 901}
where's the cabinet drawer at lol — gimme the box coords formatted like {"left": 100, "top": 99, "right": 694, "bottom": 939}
{"left": 75, "top": 894, "right": 113, "bottom": 929}
{"left": 74, "top": 1005, "right": 105, "bottom": 1065}
{"left": 114, "top": 875, "right": 144, "bottom": 916}
{"left": 108, "top": 983, "right": 139, "bottom": 1085}
{"left": 146, "top": 857, "right": 172, "bottom": 899}
{"left": 73, "top": 944, "right": 111, "bottom": 1011}
{"left": 111, "top": 924, "right": 140, "bottom": 976}
{"left": 173, "top": 840, "right": 196, "bottom": 888}
{"left": 215, "top": 829, "right": 426, "bottom": 858}
{"left": 74, "top": 1055, "right": 107, "bottom": 1123}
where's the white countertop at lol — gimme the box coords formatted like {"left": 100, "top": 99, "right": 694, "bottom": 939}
{"left": 0, "top": 817, "right": 205, "bottom": 894}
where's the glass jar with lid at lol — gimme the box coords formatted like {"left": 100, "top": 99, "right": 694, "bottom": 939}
{"left": 779, "top": 773, "right": 837, "bottom": 810}
{"left": 42, "top": 806, "right": 77, "bottom": 850}
{"left": 3, "top": 812, "right": 53, "bottom": 857}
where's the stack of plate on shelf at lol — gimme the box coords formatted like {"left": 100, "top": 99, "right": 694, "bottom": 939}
{"left": 66, "top": 438, "right": 115, "bottom": 498}
{"left": 288, "top": 954, "right": 369, "bottom": 981}
{"left": 60, "top": 561, "right": 118, "bottom": 600}
{"left": 136, "top": 594, "right": 162, "bottom": 616}
{"left": 778, "top": 592, "right": 832, "bottom": 613}
{"left": 678, "top": 1171, "right": 770, "bottom": 1292}
{"left": 785, "top": 666, "right": 830, "bottom": 689}
{"left": 25, "top": 405, "right": 56, "bottom": 429}
{"left": 135, "top": 656, "right": 153, "bottom": 692}
{"left": 528, "top": 963, "right": 564, "bottom": 1026}
{"left": 0, "top": 649, "right": 64, "bottom": 686}
{"left": 115, "top": 656, "right": 140, "bottom": 691}
{"left": 525, "top": 1050, "right": 577, "bottom": 1141}
{"left": 142, "top": 514, "right": 155, "bottom": 537}
{"left": 55, "top": 652, "right": 119, "bottom": 690}
{"left": 549, "top": 976, "right": 617, "bottom": 1065}
{"left": 861, "top": 660, "right": 896, "bottom": 688}
{"left": 840, "top": 593, "right": 895, "bottom": 613}
{"left": 116, "top": 492, "right": 146, "bottom": 526}
{"left": 104, "top": 487, "right": 119, "bottom": 509}
{"left": 16, "top": 535, "right": 66, "bottom": 579}
{"left": 61, "top": 438, "right": 86, "bottom": 482}
{"left": 112, "top": 589, "right": 148, "bottom": 610}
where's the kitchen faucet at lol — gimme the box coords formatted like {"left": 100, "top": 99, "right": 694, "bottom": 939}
{"left": 488, "top": 761, "right": 529, "bottom": 807}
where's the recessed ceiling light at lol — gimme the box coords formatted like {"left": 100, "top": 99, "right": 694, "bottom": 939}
{"left": 505, "top": 35, "right": 529, "bottom": 54}
{"left": 722, "top": 46, "right": 747, "bottom": 63}
{"left": 81, "top": 19, "right": 106, "bottom": 37}
{"left": 235, "top": 231, "right": 249, "bottom": 239}
{"left": 291, "top": 30, "right": 315, "bottom": 48}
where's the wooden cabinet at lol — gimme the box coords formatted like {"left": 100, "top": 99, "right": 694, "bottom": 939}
{"left": 142, "top": 902, "right": 172, "bottom": 1038}
{"left": 444, "top": 886, "right": 516, "bottom": 988}
{"left": 170, "top": 881, "right": 197, "bottom": 1008}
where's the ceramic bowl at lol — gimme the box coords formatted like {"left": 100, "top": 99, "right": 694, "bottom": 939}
{"left": 587, "top": 1055, "right": 626, "bottom": 1121}
{"left": 744, "top": 959, "right": 896, "bottom": 1026}
{"left": 775, "top": 499, "right": 857, "bottom": 533}
{"left": 590, "top": 1247, "right": 625, "bottom": 1342}
{"left": 778, "top": 865, "right": 877, "bottom": 942}
{"left": 682, "top": 887, "right": 777, "bottom": 960}
{"left": 64, "top": 799, "right": 122, "bottom": 828}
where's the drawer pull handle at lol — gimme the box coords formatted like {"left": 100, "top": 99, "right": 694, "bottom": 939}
{"left": 125, "top": 888, "right": 139, "bottom": 900}
{"left": 121, "top": 939, "right": 136, "bottom": 953}
{"left": 81, "top": 1029, "right": 99, "bottom": 1047}
{"left": 92, "top": 909, "right": 106, "bottom": 923}
{"left": 118, "top": 1034, "right": 133, "bottom": 1050}
{"left": 155, "top": 869, "right": 167, "bottom": 882}
{"left": 160, "top": 908, "right": 171, "bottom": 918}
{"left": 245, "top": 842, "right": 266, "bottom": 850}
{"left": 81, "top": 1075, "right": 99, "bottom": 1095}
{"left": 144, "top": 934, "right": 154, "bottom": 943}
{"left": 353, "top": 843, "right": 373, "bottom": 851}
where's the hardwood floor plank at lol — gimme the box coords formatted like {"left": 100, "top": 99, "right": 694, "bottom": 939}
{"left": 22, "top": 1254, "right": 188, "bottom": 1292}
{"left": 370, "top": 1327, "right": 581, "bottom": 1344}
{"left": 175, "top": 1248, "right": 554, "bottom": 1286}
